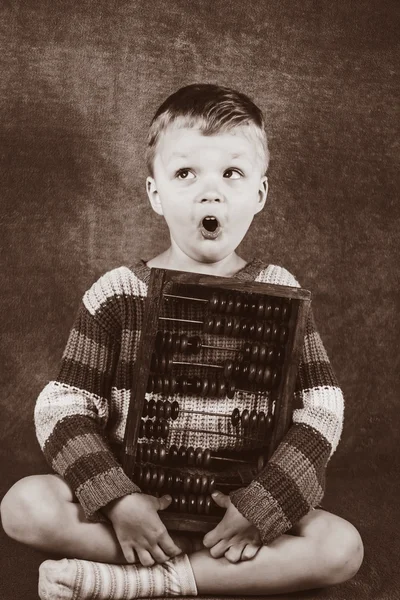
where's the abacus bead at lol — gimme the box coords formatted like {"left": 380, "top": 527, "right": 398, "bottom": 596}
{"left": 262, "top": 366, "right": 273, "bottom": 388}
{"left": 281, "top": 301, "right": 291, "bottom": 321}
{"left": 233, "top": 296, "right": 242, "bottom": 315}
{"left": 180, "top": 334, "right": 189, "bottom": 353}
{"left": 148, "top": 399, "right": 156, "bottom": 418}
{"left": 139, "top": 420, "right": 144, "bottom": 437}
{"left": 155, "top": 420, "right": 164, "bottom": 438}
{"left": 179, "top": 495, "right": 187, "bottom": 513}
{"left": 224, "top": 316, "right": 233, "bottom": 335}
{"left": 208, "top": 477, "right": 216, "bottom": 493}
{"left": 200, "top": 475, "right": 209, "bottom": 494}
{"left": 257, "top": 411, "right": 266, "bottom": 430}
{"left": 143, "top": 466, "right": 152, "bottom": 487}
{"left": 156, "top": 400, "right": 164, "bottom": 419}
{"left": 223, "top": 360, "right": 234, "bottom": 379}
{"left": 226, "top": 295, "right": 234, "bottom": 314}
{"left": 169, "top": 445, "right": 178, "bottom": 462}
{"left": 187, "top": 446, "right": 195, "bottom": 466}
{"left": 155, "top": 330, "right": 165, "bottom": 353}
{"left": 263, "top": 323, "right": 272, "bottom": 342}
{"left": 146, "top": 376, "right": 154, "bottom": 394}
{"left": 250, "top": 344, "right": 259, "bottom": 362}
{"left": 164, "top": 400, "right": 171, "bottom": 419}
{"left": 164, "top": 332, "right": 173, "bottom": 351}
{"left": 248, "top": 320, "right": 256, "bottom": 338}
{"left": 150, "top": 468, "right": 159, "bottom": 490}
{"left": 250, "top": 300, "right": 258, "bottom": 315}
{"left": 250, "top": 410, "right": 258, "bottom": 429}
{"left": 162, "top": 376, "right": 170, "bottom": 395}
{"left": 145, "top": 420, "right": 153, "bottom": 438}
{"left": 180, "top": 377, "right": 189, "bottom": 394}
{"left": 240, "top": 362, "right": 249, "bottom": 379}
{"left": 219, "top": 294, "right": 227, "bottom": 313}
{"left": 193, "top": 475, "right": 202, "bottom": 494}
{"left": 178, "top": 445, "right": 187, "bottom": 462}
{"left": 232, "top": 317, "right": 241, "bottom": 337}
{"left": 243, "top": 342, "right": 252, "bottom": 360}
{"left": 213, "top": 317, "right": 223, "bottom": 334}
{"left": 255, "top": 321, "right": 264, "bottom": 340}
{"left": 209, "top": 292, "right": 220, "bottom": 312}
{"left": 279, "top": 324, "right": 289, "bottom": 345}
{"left": 200, "top": 377, "right": 209, "bottom": 396}
{"left": 170, "top": 376, "right": 178, "bottom": 394}
{"left": 259, "top": 344, "right": 267, "bottom": 363}
{"left": 241, "top": 409, "right": 250, "bottom": 428}
{"left": 264, "top": 301, "right": 273, "bottom": 319}
{"left": 248, "top": 363, "right": 257, "bottom": 382}
{"left": 242, "top": 300, "right": 249, "bottom": 314}
{"left": 271, "top": 323, "right": 280, "bottom": 342}
{"left": 154, "top": 376, "right": 164, "bottom": 393}
{"left": 272, "top": 368, "right": 280, "bottom": 389}
{"left": 172, "top": 332, "right": 181, "bottom": 353}
{"left": 217, "top": 379, "right": 226, "bottom": 397}
{"left": 197, "top": 495, "right": 205, "bottom": 514}
{"left": 156, "top": 468, "right": 165, "bottom": 490}
{"left": 195, "top": 447, "right": 203, "bottom": 466}
{"left": 171, "top": 401, "right": 179, "bottom": 420}
{"left": 240, "top": 319, "right": 248, "bottom": 336}
{"left": 231, "top": 407, "right": 241, "bottom": 426}
{"left": 227, "top": 381, "right": 236, "bottom": 399}
{"left": 276, "top": 348, "right": 285, "bottom": 363}
{"left": 183, "top": 475, "right": 192, "bottom": 493}
{"left": 188, "top": 495, "right": 197, "bottom": 513}
{"left": 161, "top": 420, "right": 169, "bottom": 439}
{"left": 136, "top": 443, "right": 143, "bottom": 462}
{"left": 266, "top": 347, "right": 275, "bottom": 364}
{"left": 150, "top": 353, "right": 158, "bottom": 372}
{"left": 144, "top": 444, "right": 152, "bottom": 462}
{"left": 189, "top": 336, "right": 201, "bottom": 354}
{"left": 203, "top": 448, "right": 211, "bottom": 467}
{"left": 151, "top": 444, "right": 159, "bottom": 462}
{"left": 173, "top": 473, "right": 182, "bottom": 491}
{"left": 209, "top": 379, "right": 217, "bottom": 396}
{"left": 257, "top": 298, "right": 265, "bottom": 319}
{"left": 142, "top": 400, "right": 149, "bottom": 418}
{"left": 205, "top": 496, "right": 212, "bottom": 515}
{"left": 266, "top": 414, "right": 273, "bottom": 431}
{"left": 166, "top": 473, "right": 174, "bottom": 490}
{"left": 172, "top": 495, "right": 179, "bottom": 511}
{"left": 273, "top": 301, "right": 281, "bottom": 320}
{"left": 159, "top": 445, "right": 166, "bottom": 463}
{"left": 203, "top": 315, "right": 214, "bottom": 333}
{"left": 191, "top": 376, "right": 202, "bottom": 394}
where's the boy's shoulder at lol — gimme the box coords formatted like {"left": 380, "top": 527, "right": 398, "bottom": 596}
{"left": 252, "top": 260, "right": 301, "bottom": 288}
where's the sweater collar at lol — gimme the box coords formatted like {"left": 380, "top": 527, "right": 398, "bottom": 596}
{"left": 129, "top": 257, "right": 267, "bottom": 287}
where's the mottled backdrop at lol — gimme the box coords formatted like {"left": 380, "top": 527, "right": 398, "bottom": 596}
{"left": 0, "top": 1, "right": 398, "bottom": 599}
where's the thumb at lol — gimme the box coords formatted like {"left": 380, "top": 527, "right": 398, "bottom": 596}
{"left": 157, "top": 494, "right": 173, "bottom": 511}
{"left": 211, "top": 490, "right": 230, "bottom": 508}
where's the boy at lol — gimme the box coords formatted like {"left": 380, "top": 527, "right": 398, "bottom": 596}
{"left": 1, "top": 84, "right": 363, "bottom": 598}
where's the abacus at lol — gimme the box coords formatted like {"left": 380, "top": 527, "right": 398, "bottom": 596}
{"left": 122, "top": 268, "right": 311, "bottom": 532}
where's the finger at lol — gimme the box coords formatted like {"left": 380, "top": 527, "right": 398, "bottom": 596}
{"left": 122, "top": 545, "right": 137, "bottom": 564}
{"left": 241, "top": 543, "right": 262, "bottom": 561}
{"left": 136, "top": 549, "right": 155, "bottom": 567}
{"left": 159, "top": 532, "right": 184, "bottom": 557}
{"left": 224, "top": 544, "right": 245, "bottom": 564}
{"left": 157, "top": 494, "right": 173, "bottom": 511}
{"left": 203, "top": 527, "right": 222, "bottom": 548}
{"left": 208, "top": 539, "right": 231, "bottom": 559}
{"left": 149, "top": 545, "right": 170, "bottom": 564}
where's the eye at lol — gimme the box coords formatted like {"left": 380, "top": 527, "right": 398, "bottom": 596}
{"left": 224, "top": 169, "right": 242, "bottom": 179}
{"left": 176, "top": 169, "right": 195, "bottom": 180}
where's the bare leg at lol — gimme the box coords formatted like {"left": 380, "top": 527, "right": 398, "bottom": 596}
{"left": 189, "top": 509, "right": 364, "bottom": 595}
{"left": 0, "top": 474, "right": 192, "bottom": 563}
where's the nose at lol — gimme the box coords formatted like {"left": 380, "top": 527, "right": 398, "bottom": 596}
{"left": 199, "top": 189, "right": 224, "bottom": 203}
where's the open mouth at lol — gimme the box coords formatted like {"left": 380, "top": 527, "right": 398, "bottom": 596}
{"left": 200, "top": 216, "right": 221, "bottom": 239}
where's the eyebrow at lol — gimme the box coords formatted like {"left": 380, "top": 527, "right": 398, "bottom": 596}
{"left": 169, "top": 152, "right": 248, "bottom": 159}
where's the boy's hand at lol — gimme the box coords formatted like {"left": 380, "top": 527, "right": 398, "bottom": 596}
{"left": 104, "top": 493, "right": 182, "bottom": 566}
{"left": 202, "top": 491, "right": 263, "bottom": 563}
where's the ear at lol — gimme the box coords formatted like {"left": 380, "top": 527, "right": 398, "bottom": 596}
{"left": 254, "top": 176, "right": 268, "bottom": 215}
{"left": 146, "top": 176, "right": 164, "bottom": 216}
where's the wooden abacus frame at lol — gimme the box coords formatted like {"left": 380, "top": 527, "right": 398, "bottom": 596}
{"left": 122, "top": 268, "right": 311, "bottom": 532}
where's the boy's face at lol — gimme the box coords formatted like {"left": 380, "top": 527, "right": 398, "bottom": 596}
{"left": 146, "top": 125, "right": 268, "bottom": 266}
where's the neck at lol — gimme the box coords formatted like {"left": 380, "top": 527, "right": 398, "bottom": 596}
{"left": 146, "top": 248, "right": 248, "bottom": 278}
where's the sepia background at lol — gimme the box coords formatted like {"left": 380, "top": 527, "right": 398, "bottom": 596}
{"left": 1, "top": 1, "right": 398, "bottom": 598}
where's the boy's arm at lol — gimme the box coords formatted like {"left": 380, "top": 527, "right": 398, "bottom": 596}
{"left": 229, "top": 285, "right": 344, "bottom": 545}
{"left": 34, "top": 275, "right": 141, "bottom": 522}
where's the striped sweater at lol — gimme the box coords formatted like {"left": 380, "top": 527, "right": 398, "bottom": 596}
{"left": 34, "top": 258, "right": 344, "bottom": 545}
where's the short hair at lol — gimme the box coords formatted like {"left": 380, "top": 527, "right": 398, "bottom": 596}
{"left": 146, "top": 83, "right": 269, "bottom": 177}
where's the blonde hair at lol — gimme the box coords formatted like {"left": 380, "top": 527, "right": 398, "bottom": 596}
{"left": 146, "top": 84, "right": 269, "bottom": 177}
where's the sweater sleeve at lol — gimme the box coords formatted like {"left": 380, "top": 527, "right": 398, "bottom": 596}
{"left": 229, "top": 275, "right": 344, "bottom": 544}
{"left": 34, "top": 276, "right": 141, "bottom": 522}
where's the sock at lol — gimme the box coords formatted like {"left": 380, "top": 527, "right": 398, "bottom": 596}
{"left": 38, "top": 553, "right": 198, "bottom": 599}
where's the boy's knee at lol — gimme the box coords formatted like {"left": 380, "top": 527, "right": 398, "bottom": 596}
{"left": 1, "top": 476, "right": 60, "bottom": 543}
{"left": 317, "top": 518, "right": 364, "bottom": 586}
